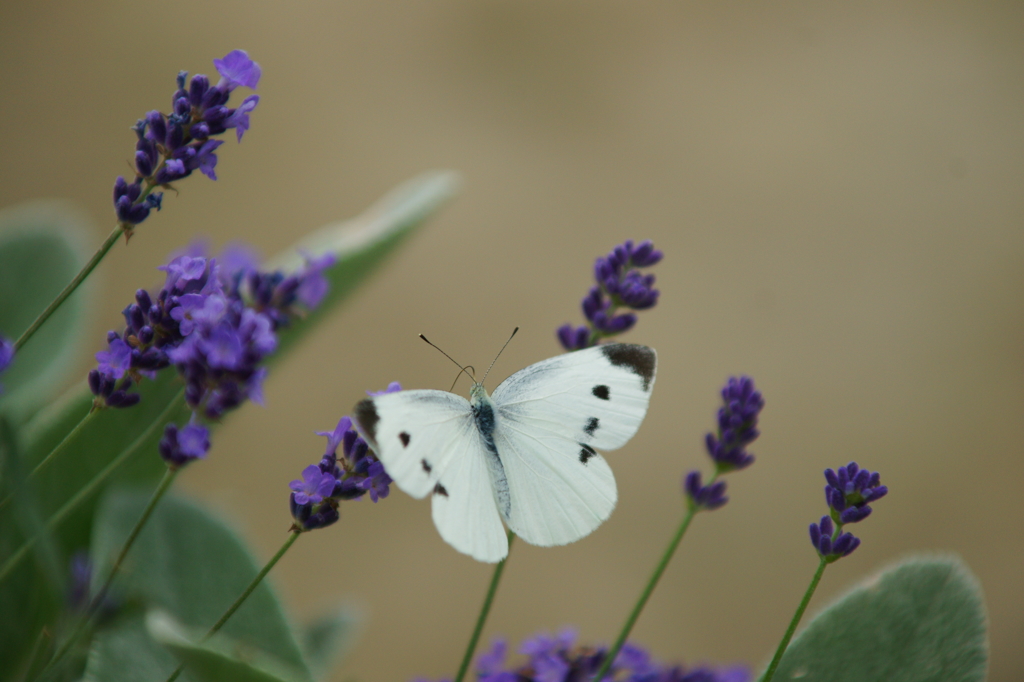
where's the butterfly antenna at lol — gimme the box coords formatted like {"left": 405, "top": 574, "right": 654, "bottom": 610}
{"left": 482, "top": 327, "right": 519, "bottom": 385}
{"left": 419, "top": 334, "right": 477, "bottom": 384}
{"left": 449, "top": 366, "right": 475, "bottom": 392}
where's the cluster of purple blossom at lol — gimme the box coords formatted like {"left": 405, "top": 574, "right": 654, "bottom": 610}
{"left": 685, "top": 377, "right": 764, "bottom": 512}
{"left": 113, "top": 50, "right": 260, "bottom": 231}
{"left": 288, "top": 384, "right": 399, "bottom": 531}
{"left": 417, "top": 630, "right": 748, "bottom": 682}
{"left": 0, "top": 335, "right": 13, "bottom": 393}
{"left": 809, "top": 462, "right": 887, "bottom": 562}
{"left": 558, "top": 240, "right": 662, "bottom": 351}
{"left": 90, "top": 243, "right": 334, "bottom": 467}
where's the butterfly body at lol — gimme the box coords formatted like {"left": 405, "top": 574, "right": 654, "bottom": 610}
{"left": 354, "top": 343, "right": 657, "bottom": 562}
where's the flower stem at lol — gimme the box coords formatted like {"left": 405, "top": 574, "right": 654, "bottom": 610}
{"left": 42, "top": 467, "right": 179, "bottom": 674}
{"left": 164, "top": 531, "right": 302, "bottom": 682}
{"left": 0, "top": 409, "right": 96, "bottom": 513}
{"left": 91, "top": 467, "right": 178, "bottom": 610}
{"left": 592, "top": 504, "right": 699, "bottom": 681}
{"left": 453, "top": 530, "right": 516, "bottom": 682}
{"left": 759, "top": 557, "right": 828, "bottom": 682}
{"left": 13, "top": 225, "right": 123, "bottom": 352}
{"left": 0, "top": 390, "right": 183, "bottom": 585}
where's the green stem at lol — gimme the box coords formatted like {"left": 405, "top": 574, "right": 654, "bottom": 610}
{"left": 0, "top": 390, "right": 183, "bottom": 585}
{"left": 165, "top": 531, "right": 302, "bottom": 682}
{"left": 592, "top": 504, "right": 700, "bottom": 681}
{"left": 91, "top": 466, "right": 178, "bottom": 609}
{"left": 453, "top": 530, "right": 516, "bottom": 682}
{"left": 13, "top": 226, "right": 123, "bottom": 352}
{"left": 41, "top": 467, "right": 179, "bottom": 675}
{"left": 0, "top": 410, "right": 96, "bottom": 513}
{"left": 759, "top": 557, "right": 828, "bottom": 682}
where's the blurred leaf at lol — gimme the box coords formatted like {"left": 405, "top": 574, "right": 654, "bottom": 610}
{"left": 87, "top": 491, "right": 312, "bottom": 681}
{"left": 83, "top": 612, "right": 194, "bottom": 682}
{"left": 0, "top": 200, "right": 95, "bottom": 425}
{"left": 147, "top": 610, "right": 310, "bottom": 682}
{"left": 765, "top": 556, "right": 988, "bottom": 682}
{"left": 0, "top": 171, "right": 458, "bottom": 680}
{"left": 300, "top": 607, "right": 361, "bottom": 680}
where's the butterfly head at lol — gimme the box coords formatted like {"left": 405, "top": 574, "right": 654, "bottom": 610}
{"left": 469, "top": 381, "right": 491, "bottom": 407}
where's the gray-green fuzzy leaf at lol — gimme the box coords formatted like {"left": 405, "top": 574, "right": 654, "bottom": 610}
{"left": 88, "top": 491, "right": 311, "bottom": 681}
{"left": 765, "top": 556, "right": 987, "bottom": 682}
{"left": 0, "top": 200, "right": 94, "bottom": 425}
{"left": 147, "top": 610, "right": 309, "bottom": 682}
{"left": 300, "top": 607, "right": 361, "bottom": 680}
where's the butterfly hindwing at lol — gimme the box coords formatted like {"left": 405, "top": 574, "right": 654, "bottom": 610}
{"left": 431, "top": 429, "right": 510, "bottom": 563}
{"left": 353, "top": 390, "right": 474, "bottom": 499}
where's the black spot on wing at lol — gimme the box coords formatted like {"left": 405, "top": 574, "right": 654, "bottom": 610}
{"left": 592, "top": 384, "right": 610, "bottom": 400}
{"left": 584, "top": 417, "right": 599, "bottom": 436}
{"left": 421, "top": 459, "right": 432, "bottom": 474}
{"left": 399, "top": 432, "right": 411, "bottom": 447}
{"left": 433, "top": 482, "right": 448, "bottom": 497}
{"left": 601, "top": 344, "right": 656, "bottom": 391}
{"left": 579, "top": 443, "right": 596, "bottom": 464}
{"left": 353, "top": 399, "right": 380, "bottom": 443}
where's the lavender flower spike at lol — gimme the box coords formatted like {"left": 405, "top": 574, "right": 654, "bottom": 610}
{"left": 684, "top": 470, "right": 728, "bottom": 511}
{"left": 824, "top": 461, "right": 888, "bottom": 524}
{"left": 110, "top": 50, "right": 260, "bottom": 230}
{"left": 557, "top": 239, "right": 663, "bottom": 351}
{"left": 704, "top": 376, "right": 764, "bottom": 473}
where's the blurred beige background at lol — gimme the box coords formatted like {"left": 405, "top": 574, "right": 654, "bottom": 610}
{"left": 1, "top": 1, "right": 1022, "bottom": 680}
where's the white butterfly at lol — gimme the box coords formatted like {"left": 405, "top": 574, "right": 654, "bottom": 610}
{"left": 353, "top": 342, "right": 657, "bottom": 562}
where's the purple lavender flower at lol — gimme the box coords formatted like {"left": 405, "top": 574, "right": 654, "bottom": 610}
{"left": 0, "top": 335, "right": 15, "bottom": 393}
{"left": 111, "top": 50, "right": 260, "bottom": 230}
{"left": 684, "top": 470, "right": 728, "bottom": 511}
{"left": 824, "top": 461, "right": 888, "bottom": 525}
{"left": 704, "top": 376, "right": 764, "bottom": 473}
{"left": 290, "top": 384, "right": 400, "bottom": 531}
{"left": 558, "top": 239, "right": 662, "bottom": 351}
{"left": 806, "top": 462, "right": 885, "bottom": 561}
{"left": 290, "top": 465, "right": 337, "bottom": 505}
{"left": 67, "top": 552, "right": 92, "bottom": 611}
{"left": 416, "top": 631, "right": 749, "bottom": 682}
{"left": 159, "top": 415, "right": 211, "bottom": 468}
{"left": 213, "top": 50, "right": 262, "bottom": 90}
{"left": 809, "top": 515, "right": 861, "bottom": 562}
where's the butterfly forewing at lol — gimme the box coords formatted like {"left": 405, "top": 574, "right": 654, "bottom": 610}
{"left": 353, "top": 390, "right": 474, "bottom": 499}
{"left": 489, "top": 343, "right": 657, "bottom": 546}
{"left": 491, "top": 343, "right": 656, "bottom": 451}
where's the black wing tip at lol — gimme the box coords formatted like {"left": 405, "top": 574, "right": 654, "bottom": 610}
{"left": 353, "top": 398, "right": 380, "bottom": 443}
{"left": 600, "top": 343, "right": 657, "bottom": 391}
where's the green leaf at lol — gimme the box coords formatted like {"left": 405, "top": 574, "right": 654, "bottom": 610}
{"left": 0, "top": 200, "right": 95, "bottom": 425}
{"left": 86, "top": 491, "right": 312, "bottom": 682}
{"left": 147, "top": 610, "right": 310, "bottom": 682}
{"left": 0, "top": 172, "right": 457, "bottom": 679}
{"left": 300, "top": 607, "right": 361, "bottom": 680}
{"left": 83, "top": 612, "right": 192, "bottom": 682}
{"left": 766, "top": 556, "right": 988, "bottom": 682}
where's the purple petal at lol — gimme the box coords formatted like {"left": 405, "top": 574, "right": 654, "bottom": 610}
{"left": 213, "top": 50, "right": 262, "bottom": 90}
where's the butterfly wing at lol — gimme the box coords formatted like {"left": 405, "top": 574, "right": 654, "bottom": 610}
{"left": 490, "top": 343, "right": 656, "bottom": 547}
{"left": 353, "top": 390, "right": 509, "bottom": 562}
{"left": 353, "top": 390, "right": 473, "bottom": 498}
